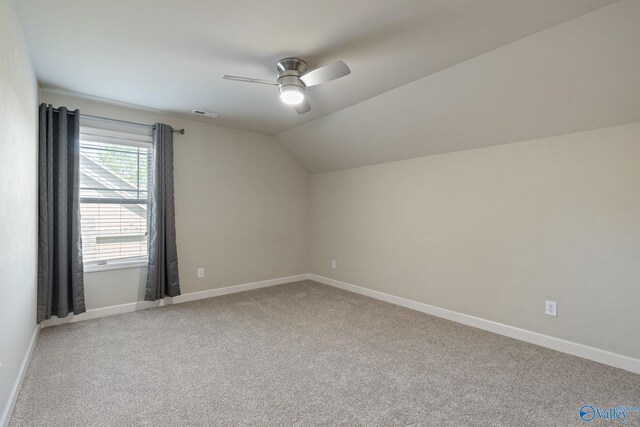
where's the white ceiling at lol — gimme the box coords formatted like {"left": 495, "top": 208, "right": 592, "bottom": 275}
{"left": 15, "top": 0, "right": 615, "bottom": 136}
{"left": 278, "top": 0, "right": 640, "bottom": 172}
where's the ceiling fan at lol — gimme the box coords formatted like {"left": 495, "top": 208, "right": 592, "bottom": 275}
{"left": 223, "top": 58, "right": 351, "bottom": 114}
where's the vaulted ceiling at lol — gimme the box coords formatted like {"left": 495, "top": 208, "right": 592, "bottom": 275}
{"left": 15, "top": 0, "right": 639, "bottom": 173}
{"left": 278, "top": 0, "right": 640, "bottom": 172}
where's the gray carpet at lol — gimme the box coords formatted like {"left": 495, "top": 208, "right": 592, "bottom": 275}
{"left": 10, "top": 280, "right": 640, "bottom": 426}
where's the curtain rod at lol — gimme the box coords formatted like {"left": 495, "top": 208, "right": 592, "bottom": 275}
{"left": 48, "top": 108, "right": 185, "bottom": 135}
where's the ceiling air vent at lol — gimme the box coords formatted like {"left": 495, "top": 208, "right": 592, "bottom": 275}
{"left": 191, "top": 109, "right": 218, "bottom": 118}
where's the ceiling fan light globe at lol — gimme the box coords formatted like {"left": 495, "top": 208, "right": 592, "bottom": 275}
{"left": 279, "top": 85, "right": 305, "bottom": 105}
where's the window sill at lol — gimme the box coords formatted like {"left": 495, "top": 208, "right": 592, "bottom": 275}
{"left": 84, "top": 259, "right": 148, "bottom": 273}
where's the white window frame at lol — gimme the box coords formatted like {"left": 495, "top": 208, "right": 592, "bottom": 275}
{"left": 83, "top": 257, "right": 149, "bottom": 273}
{"left": 79, "top": 126, "right": 153, "bottom": 273}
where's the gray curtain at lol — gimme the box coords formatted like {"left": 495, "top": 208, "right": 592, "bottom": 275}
{"left": 37, "top": 104, "right": 85, "bottom": 322}
{"left": 145, "top": 123, "right": 181, "bottom": 300}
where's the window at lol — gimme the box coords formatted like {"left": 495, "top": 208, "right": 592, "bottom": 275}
{"left": 79, "top": 126, "right": 152, "bottom": 271}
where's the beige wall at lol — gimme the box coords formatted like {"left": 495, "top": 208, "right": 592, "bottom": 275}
{"left": 40, "top": 90, "right": 309, "bottom": 310}
{"left": 0, "top": 0, "right": 38, "bottom": 423}
{"left": 310, "top": 122, "right": 640, "bottom": 359}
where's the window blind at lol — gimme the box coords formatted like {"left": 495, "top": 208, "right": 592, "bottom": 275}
{"left": 79, "top": 127, "right": 152, "bottom": 267}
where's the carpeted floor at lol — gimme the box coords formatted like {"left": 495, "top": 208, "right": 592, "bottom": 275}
{"left": 10, "top": 280, "right": 640, "bottom": 426}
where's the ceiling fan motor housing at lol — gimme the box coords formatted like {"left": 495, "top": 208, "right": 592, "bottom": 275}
{"left": 277, "top": 57, "right": 308, "bottom": 91}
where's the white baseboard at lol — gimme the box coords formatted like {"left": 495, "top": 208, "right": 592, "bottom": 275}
{"left": 170, "top": 274, "right": 310, "bottom": 304}
{"left": 309, "top": 274, "right": 640, "bottom": 375}
{"left": 1, "top": 324, "right": 40, "bottom": 427}
{"left": 41, "top": 274, "right": 310, "bottom": 328}
{"left": 38, "top": 272, "right": 640, "bottom": 375}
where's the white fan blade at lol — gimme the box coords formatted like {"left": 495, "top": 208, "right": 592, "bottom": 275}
{"left": 222, "top": 75, "right": 278, "bottom": 86}
{"left": 300, "top": 61, "right": 350, "bottom": 87}
{"left": 295, "top": 99, "right": 311, "bottom": 114}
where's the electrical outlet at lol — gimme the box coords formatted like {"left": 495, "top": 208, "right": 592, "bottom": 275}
{"left": 545, "top": 300, "right": 557, "bottom": 317}
{"left": 197, "top": 268, "right": 204, "bottom": 278}
{"left": 331, "top": 260, "right": 336, "bottom": 269}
